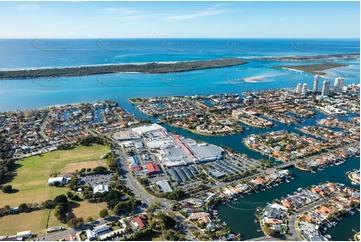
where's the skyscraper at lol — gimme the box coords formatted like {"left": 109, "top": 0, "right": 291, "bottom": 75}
{"left": 313, "top": 75, "right": 319, "bottom": 93}
{"left": 333, "top": 77, "right": 344, "bottom": 93}
{"left": 322, "top": 80, "right": 330, "bottom": 96}
{"left": 302, "top": 83, "right": 308, "bottom": 95}
{"left": 296, "top": 83, "right": 302, "bottom": 94}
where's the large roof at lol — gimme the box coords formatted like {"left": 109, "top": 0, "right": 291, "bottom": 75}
{"left": 145, "top": 163, "right": 160, "bottom": 173}
{"left": 132, "top": 124, "right": 165, "bottom": 135}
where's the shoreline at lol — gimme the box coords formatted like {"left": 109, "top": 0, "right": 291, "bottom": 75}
{"left": 0, "top": 58, "right": 248, "bottom": 80}
{"left": 171, "top": 123, "right": 243, "bottom": 137}
{"left": 273, "top": 63, "right": 348, "bottom": 75}
{"left": 348, "top": 172, "right": 360, "bottom": 185}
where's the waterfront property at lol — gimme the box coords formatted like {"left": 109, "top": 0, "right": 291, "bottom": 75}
{"left": 259, "top": 182, "right": 360, "bottom": 240}
{"left": 348, "top": 169, "right": 360, "bottom": 185}
{"left": 131, "top": 94, "right": 244, "bottom": 136}
{"left": 244, "top": 130, "right": 332, "bottom": 162}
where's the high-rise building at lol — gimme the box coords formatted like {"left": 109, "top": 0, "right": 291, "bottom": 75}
{"left": 296, "top": 83, "right": 302, "bottom": 93}
{"left": 333, "top": 77, "right": 344, "bottom": 93}
{"left": 313, "top": 75, "right": 319, "bottom": 93}
{"left": 302, "top": 83, "right": 308, "bottom": 95}
{"left": 322, "top": 80, "right": 330, "bottom": 96}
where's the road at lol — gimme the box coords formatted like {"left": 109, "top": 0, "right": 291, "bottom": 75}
{"left": 246, "top": 235, "right": 281, "bottom": 241}
{"left": 44, "top": 216, "right": 121, "bottom": 241}
{"left": 43, "top": 130, "right": 358, "bottom": 241}
{"left": 288, "top": 193, "right": 339, "bottom": 241}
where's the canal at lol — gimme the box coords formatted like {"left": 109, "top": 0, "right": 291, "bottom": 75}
{"left": 156, "top": 112, "right": 360, "bottom": 240}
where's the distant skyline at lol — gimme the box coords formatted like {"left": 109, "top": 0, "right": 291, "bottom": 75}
{"left": 0, "top": 1, "right": 359, "bottom": 38}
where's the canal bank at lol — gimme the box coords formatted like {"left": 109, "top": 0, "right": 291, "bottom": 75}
{"left": 216, "top": 157, "right": 360, "bottom": 240}
{"left": 157, "top": 112, "right": 360, "bottom": 240}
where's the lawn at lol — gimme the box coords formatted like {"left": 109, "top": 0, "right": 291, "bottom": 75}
{"left": 0, "top": 200, "right": 109, "bottom": 236}
{"left": 0, "top": 209, "right": 62, "bottom": 236}
{"left": 0, "top": 144, "right": 109, "bottom": 207}
{"left": 70, "top": 201, "right": 108, "bottom": 219}
{"left": 0, "top": 145, "right": 110, "bottom": 236}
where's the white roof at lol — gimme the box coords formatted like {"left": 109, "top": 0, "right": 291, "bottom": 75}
{"left": 132, "top": 124, "right": 165, "bottom": 135}
{"left": 156, "top": 180, "right": 173, "bottom": 193}
{"left": 48, "top": 177, "right": 65, "bottom": 183}
{"left": 16, "top": 231, "right": 31, "bottom": 237}
{"left": 93, "top": 184, "right": 109, "bottom": 193}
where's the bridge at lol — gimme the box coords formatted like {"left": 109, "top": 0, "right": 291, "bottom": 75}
{"left": 246, "top": 236, "right": 282, "bottom": 241}
{"left": 277, "top": 163, "right": 295, "bottom": 169}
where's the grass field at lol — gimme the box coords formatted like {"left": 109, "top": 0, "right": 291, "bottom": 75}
{"left": 70, "top": 201, "right": 108, "bottom": 219}
{"left": 0, "top": 144, "right": 109, "bottom": 207}
{"left": 0, "top": 144, "right": 110, "bottom": 235}
{"left": 0, "top": 200, "right": 109, "bottom": 236}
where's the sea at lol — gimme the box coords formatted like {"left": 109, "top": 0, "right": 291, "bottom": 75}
{"left": 0, "top": 39, "right": 360, "bottom": 240}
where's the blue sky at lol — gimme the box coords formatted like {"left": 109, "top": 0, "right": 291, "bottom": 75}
{"left": 0, "top": 1, "right": 359, "bottom": 38}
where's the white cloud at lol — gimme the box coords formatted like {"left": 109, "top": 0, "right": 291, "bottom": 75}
{"left": 116, "top": 14, "right": 154, "bottom": 21}
{"left": 163, "top": 8, "right": 236, "bottom": 21}
{"left": 102, "top": 7, "right": 141, "bottom": 15}
{"left": 17, "top": 4, "right": 40, "bottom": 11}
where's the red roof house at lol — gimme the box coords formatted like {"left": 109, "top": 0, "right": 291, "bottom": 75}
{"left": 132, "top": 214, "right": 149, "bottom": 230}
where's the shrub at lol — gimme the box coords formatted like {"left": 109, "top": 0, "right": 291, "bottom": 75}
{"left": 1, "top": 185, "right": 12, "bottom": 193}
{"left": 99, "top": 209, "right": 108, "bottom": 218}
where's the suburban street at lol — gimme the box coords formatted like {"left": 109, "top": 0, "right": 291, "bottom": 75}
{"left": 288, "top": 193, "right": 340, "bottom": 240}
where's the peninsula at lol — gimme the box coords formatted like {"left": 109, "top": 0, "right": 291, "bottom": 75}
{"left": 252, "top": 53, "right": 359, "bottom": 62}
{"left": 0, "top": 59, "right": 248, "bottom": 79}
{"left": 273, "top": 63, "right": 347, "bottom": 75}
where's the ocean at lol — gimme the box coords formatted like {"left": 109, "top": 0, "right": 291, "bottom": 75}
{"left": 0, "top": 39, "right": 359, "bottom": 112}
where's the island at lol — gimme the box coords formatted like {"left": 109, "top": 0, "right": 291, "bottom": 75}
{"left": 0, "top": 58, "right": 248, "bottom": 79}
{"left": 273, "top": 63, "right": 347, "bottom": 75}
{"left": 252, "top": 53, "right": 359, "bottom": 62}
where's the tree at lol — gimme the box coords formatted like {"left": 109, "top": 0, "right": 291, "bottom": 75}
{"left": 18, "top": 203, "right": 28, "bottom": 212}
{"left": 113, "top": 202, "right": 130, "bottom": 215}
{"left": 67, "top": 217, "right": 84, "bottom": 228}
{"left": 2, "top": 184, "right": 12, "bottom": 193}
{"left": 86, "top": 216, "right": 93, "bottom": 222}
{"left": 68, "top": 176, "right": 80, "bottom": 191}
{"left": 99, "top": 209, "right": 108, "bottom": 218}
{"left": 156, "top": 212, "right": 176, "bottom": 230}
{"left": 53, "top": 204, "right": 67, "bottom": 222}
{"left": 53, "top": 194, "right": 68, "bottom": 205}
{"left": 164, "top": 189, "right": 184, "bottom": 200}
{"left": 93, "top": 166, "right": 107, "bottom": 174}
{"left": 104, "top": 190, "right": 123, "bottom": 209}
{"left": 67, "top": 191, "right": 74, "bottom": 199}
{"left": 42, "top": 200, "right": 55, "bottom": 209}
{"left": 264, "top": 224, "right": 277, "bottom": 236}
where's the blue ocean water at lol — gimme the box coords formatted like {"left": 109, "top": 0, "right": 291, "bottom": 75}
{"left": 0, "top": 39, "right": 359, "bottom": 111}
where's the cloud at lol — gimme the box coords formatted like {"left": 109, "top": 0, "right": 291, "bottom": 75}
{"left": 17, "top": 4, "right": 40, "bottom": 11}
{"left": 102, "top": 7, "right": 155, "bottom": 21}
{"left": 102, "top": 7, "right": 141, "bottom": 15}
{"left": 163, "top": 7, "right": 236, "bottom": 20}
{"left": 117, "top": 14, "right": 155, "bottom": 21}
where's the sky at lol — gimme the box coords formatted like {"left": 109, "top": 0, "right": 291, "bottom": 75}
{"left": 0, "top": 1, "right": 359, "bottom": 38}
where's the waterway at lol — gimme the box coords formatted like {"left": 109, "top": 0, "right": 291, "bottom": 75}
{"left": 0, "top": 39, "right": 359, "bottom": 240}
{"left": 160, "top": 113, "right": 360, "bottom": 240}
